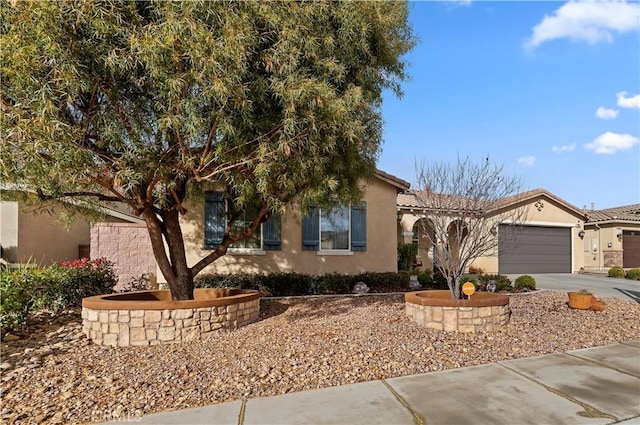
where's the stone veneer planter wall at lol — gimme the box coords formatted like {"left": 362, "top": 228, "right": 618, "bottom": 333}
{"left": 81, "top": 289, "right": 260, "bottom": 347}
{"left": 405, "top": 290, "right": 510, "bottom": 333}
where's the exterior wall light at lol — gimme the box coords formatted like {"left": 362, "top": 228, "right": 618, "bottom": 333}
{"left": 578, "top": 230, "right": 585, "bottom": 239}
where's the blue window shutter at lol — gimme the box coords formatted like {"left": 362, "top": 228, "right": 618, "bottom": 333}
{"left": 204, "top": 191, "right": 225, "bottom": 249}
{"left": 351, "top": 202, "right": 366, "bottom": 252}
{"left": 302, "top": 206, "right": 319, "bottom": 251}
{"left": 263, "top": 213, "right": 281, "bottom": 251}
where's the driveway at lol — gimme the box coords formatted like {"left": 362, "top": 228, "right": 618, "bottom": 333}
{"left": 506, "top": 273, "right": 640, "bottom": 303}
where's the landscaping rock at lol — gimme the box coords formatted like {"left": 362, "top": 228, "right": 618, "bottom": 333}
{"left": 352, "top": 282, "right": 370, "bottom": 294}
{"left": 0, "top": 292, "right": 638, "bottom": 425}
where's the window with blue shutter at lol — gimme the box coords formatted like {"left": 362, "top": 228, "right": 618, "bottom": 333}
{"left": 263, "top": 213, "right": 282, "bottom": 251}
{"left": 350, "top": 202, "right": 366, "bottom": 251}
{"left": 204, "top": 192, "right": 281, "bottom": 251}
{"left": 302, "top": 206, "right": 320, "bottom": 251}
{"left": 302, "top": 203, "right": 367, "bottom": 252}
{"left": 204, "top": 191, "right": 225, "bottom": 249}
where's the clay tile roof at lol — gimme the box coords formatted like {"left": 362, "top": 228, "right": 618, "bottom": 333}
{"left": 586, "top": 204, "right": 640, "bottom": 223}
{"left": 397, "top": 190, "right": 475, "bottom": 211}
{"left": 397, "top": 187, "right": 586, "bottom": 218}
{"left": 374, "top": 169, "right": 410, "bottom": 192}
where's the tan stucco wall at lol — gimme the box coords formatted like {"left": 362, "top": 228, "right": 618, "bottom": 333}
{"left": 399, "top": 195, "right": 586, "bottom": 274}
{"left": 13, "top": 202, "right": 91, "bottom": 265}
{"left": 175, "top": 178, "right": 400, "bottom": 278}
{"left": 582, "top": 224, "right": 636, "bottom": 270}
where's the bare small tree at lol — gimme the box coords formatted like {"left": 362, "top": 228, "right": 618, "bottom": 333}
{"left": 414, "top": 157, "right": 528, "bottom": 299}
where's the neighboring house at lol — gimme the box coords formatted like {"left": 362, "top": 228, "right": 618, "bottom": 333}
{"left": 0, "top": 197, "right": 143, "bottom": 268}
{"left": 174, "top": 170, "right": 410, "bottom": 277}
{"left": 582, "top": 204, "right": 640, "bottom": 270}
{"left": 0, "top": 188, "right": 153, "bottom": 290}
{"left": 397, "top": 188, "right": 587, "bottom": 274}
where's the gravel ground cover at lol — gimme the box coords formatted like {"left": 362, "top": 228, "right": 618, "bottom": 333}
{"left": 1, "top": 290, "right": 639, "bottom": 424}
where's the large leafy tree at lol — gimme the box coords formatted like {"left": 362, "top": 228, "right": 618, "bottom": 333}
{"left": 0, "top": 1, "right": 415, "bottom": 299}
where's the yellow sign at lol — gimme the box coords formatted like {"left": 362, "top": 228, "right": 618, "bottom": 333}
{"left": 462, "top": 282, "right": 476, "bottom": 296}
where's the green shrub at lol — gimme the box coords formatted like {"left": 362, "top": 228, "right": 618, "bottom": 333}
{"left": 459, "top": 275, "right": 477, "bottom": 285}
{"left": 514, "top": 275, "right": 536, "bottom": 290}
{"left": 417, "top": 270, "right": 433, "bottom": 287}
{"left": 479, "top": 274, "right": 512, "bottom": 291}
{"left": 1, "top": 258, "right": 117, "bottom": 331}
{"left": 0, "top": 267, "right": 43, "bottom": 330}
{"left": 429, "top": 270, "right": 450, "bottom": 289}
{"left": 625, "top": 268, "right": 640, "bottom": 280}
{"left": 40, "top": 258, "right": 117, "bottom": 313}
{"left": 397, "top": 243, "right": 419, "bottom": 272}
{"left": 608, "top": 266, "right": 625, "bottom": 278}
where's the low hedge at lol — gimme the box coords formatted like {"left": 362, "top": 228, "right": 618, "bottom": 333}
{"left": 195, "top": 272, "right": 412, "bottom": 296}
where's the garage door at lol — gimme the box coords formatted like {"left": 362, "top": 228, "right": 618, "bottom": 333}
{"left": 498, "top": 225, "right": 571, "bottom": 274}
{"left": 623, "top": 231, "right": 640, "bottom": 268}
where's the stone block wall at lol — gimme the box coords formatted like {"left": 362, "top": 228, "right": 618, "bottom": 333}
{"left": 406, "top": 303, "right": 510, "bottom": 333}
{"left": 82, "top": 299, "right": 259, "bottom": 347}
{"left": 90, "top": 223, "right": 156, "bottom": 290}
{"left": 603, "top": 251, "right": 623, "bottom": 268}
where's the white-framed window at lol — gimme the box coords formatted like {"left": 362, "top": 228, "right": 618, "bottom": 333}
{"left": 320, "top": 206, "right": 350, "bottom": 250}
{"left": 230, "top": 207, "right": 262, "bottom": 250}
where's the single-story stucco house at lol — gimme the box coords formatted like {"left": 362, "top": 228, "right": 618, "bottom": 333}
{"left": 582, "top": 204, "right": 640, "bottom": 270}
{"left": 3, "top": 170, "right": 410, "bottom": 285}
{"left": 174, "top": 169, "right": 410, "bottom": 278}
{"left": 397, "top": 188, "right": 590, "bottom": 275}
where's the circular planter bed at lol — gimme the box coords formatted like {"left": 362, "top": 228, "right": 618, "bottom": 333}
{"left": 405, "top": 290, "right": 510, "bottom": 333}
{"left": 82, "top": 288, "right": 260, "bottom": 347}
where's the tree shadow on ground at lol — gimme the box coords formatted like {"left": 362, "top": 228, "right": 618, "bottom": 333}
{"left": 258, "top": 294, "right": 405, "bottom": 323}
{"left": 256, "top": 299, "right": 290, "bottom": 321}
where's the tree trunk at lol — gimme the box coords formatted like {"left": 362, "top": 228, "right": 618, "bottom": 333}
{"left": 142, "top": 207, "right": 195, "bottom": 301}
{"left": 163, "top": 208, "right": 193, "bottom": 300}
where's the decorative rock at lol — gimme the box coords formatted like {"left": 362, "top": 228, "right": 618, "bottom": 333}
{"left": 1, "top": 293, "right": 639, "bottom": 425}
{"left": 409, "top": 275, "right": 421, "bottom": 290}
{"left": 352, "top": 282, "right": 370, "bottom": 294}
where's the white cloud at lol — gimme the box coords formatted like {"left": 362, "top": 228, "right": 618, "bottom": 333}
{"left": 616, "top": 91, "right": 640, "bottom": 108}
{"left": 552, "top": 143, "right": 576, "bottom": 153}
{"left": 517, "top": 156, "right": 536, "bottom": 166}
{"left": 584, "top": 131, "right": 639, "bottom": 154}
{"left": 595, "top": 107, "right": 619, "bottom": 119}
{"left": 525, "top": 1, "right": 640, "bottom": 50}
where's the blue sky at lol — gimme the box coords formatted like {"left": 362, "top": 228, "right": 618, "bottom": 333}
{"left": 379, "top": 0, "right": 640, "bottom": 210}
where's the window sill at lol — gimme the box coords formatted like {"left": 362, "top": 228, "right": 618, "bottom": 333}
{"left": 316, "top": 250, "right": 354, "bottom": 256}
{"left": 228, "top": 249, "right": 266, "bottom": 256}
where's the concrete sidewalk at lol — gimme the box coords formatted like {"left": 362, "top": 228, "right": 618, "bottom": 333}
{"left": 112, "top": 340, "right": 640, "bottom": 425}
